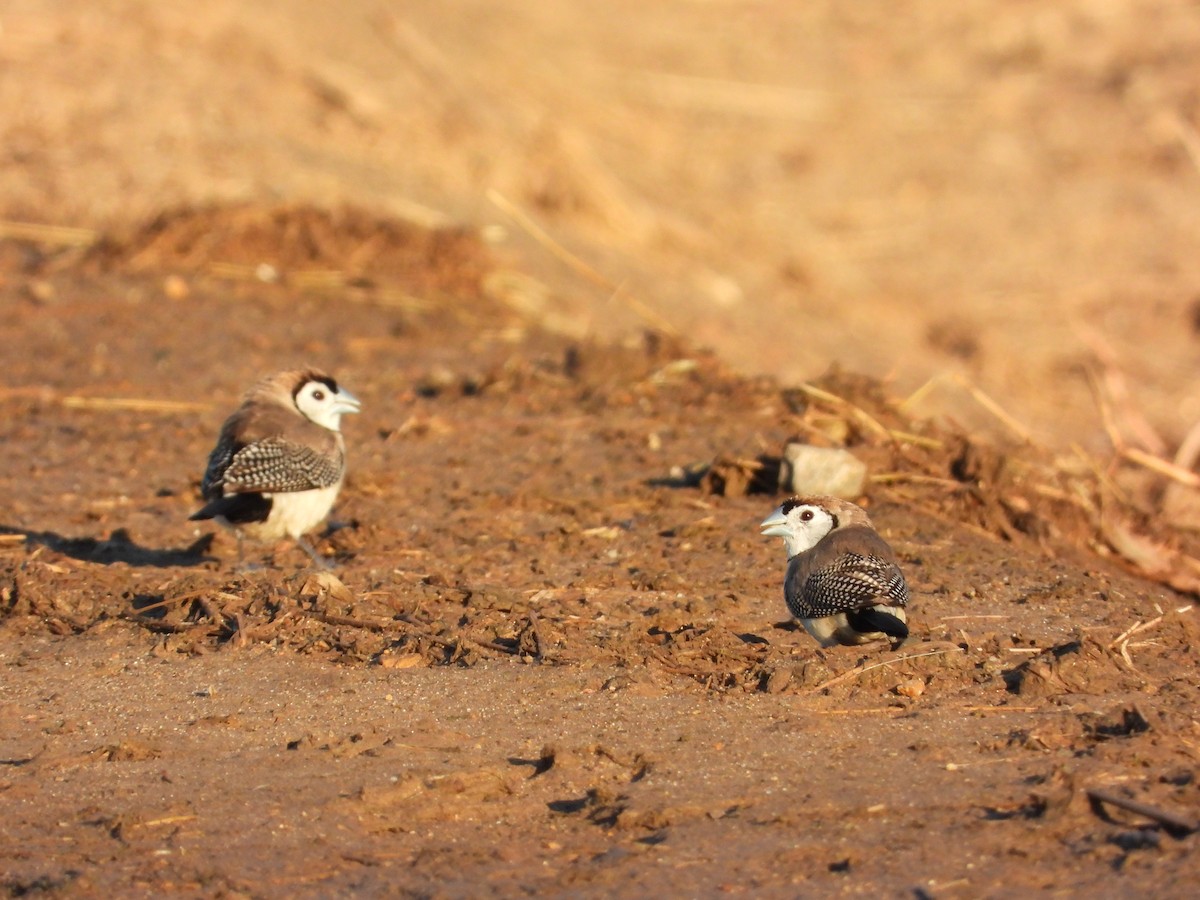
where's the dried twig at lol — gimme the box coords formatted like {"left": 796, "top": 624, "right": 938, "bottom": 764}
{"left": 1, "top": 387, "right": 212, "bottom": 414}
{"left": 1111, "top": 620, "right": 1148, "bottom": 649}
{"left": 805, "top": 646, "right": 966, "bottom": 695}
{"left": 894, "top": 372, "right": 1037, "bottom": 442}
{"left": 1085, "top": 364, "right": 1127, "bottom": 455}
{"left": 1076, "top": 327, "right": 1166, "bottom": 456}
{"left": 870, "top": 472, "right": 963, "bottom": 488}
{"left": 232, "top": 612, "right": 254, "bottom": 648}
{"left": 197, "top": 597, "right": 230, "bottom": 632}
{"left": 1111, "top": 606, "right": 1194, "bottom": 647}
{"left": 310, "top": 610, "right": 518, "bottom": 656}
{"left": 0, "top": 219, "right": 97, "bottom": 246}
{"left": 952, "top": 375, "right": 1034, "bottom": 443}
{"left": 61, "top": 396, "right": 212, "bottom": 414}
{"left": 1086, "top": 787, "right": 1198, "bottom": 835}
{"left": 944, "top": 757, "right": 1023, "bottom": 771}
{"left": 1121, "top": 447, "right": 1200, "bottom": 488}
{"left": 131, "top": 814, "right": 199, "bottom": 830}
{"left": 899, "top": 375, "right": 940, "bottom": 413}
{"left": 1173, "top": 417, "right": 1200, "bottom": 472}
{"left": 795, "top": 383, "right": 891, "bottom": 441}
{"left": 527, "top": 608, "right": 545, "bottom": 661}
{"left": 120, "top": 613, "right": 211, "bottom": 635}
{"left": 887, "top": 429, "right": 944, "bottom": 450}
{"left": 649, "top": 651, "right": 711, "bottom": 678}
{"left": 1030, "top": 482, "right": 1092, "bottom": 510}
{"left": 1175, "top": 113, "right": 1200, "bottom": 177}
{"left": 1108, "top": 606, "right": 1193, "bottom": 669}
{"left": 131, "top": 590, "right": 214, "bottom": 616}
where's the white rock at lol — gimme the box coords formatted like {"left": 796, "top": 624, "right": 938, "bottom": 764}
{"left": 779, "top": 443, "right": 868, "bottom": 498}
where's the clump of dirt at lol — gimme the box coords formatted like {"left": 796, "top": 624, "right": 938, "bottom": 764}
{"left": 8, "top": 204, "right": 496, "bottom": 329}
{"left": 93, "top": 204, "right": 489, "bottom": 296}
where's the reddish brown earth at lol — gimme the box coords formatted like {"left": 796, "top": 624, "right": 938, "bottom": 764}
{"left": 3, "top": 3, "right": 1200, "bottom": 897}
{"left": 2, "top": 214, "right": 1198, "bottom": 896}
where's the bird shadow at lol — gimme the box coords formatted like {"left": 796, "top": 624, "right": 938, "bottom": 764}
{"left": 2, "top": 525, "right": 215, "bottom": 568}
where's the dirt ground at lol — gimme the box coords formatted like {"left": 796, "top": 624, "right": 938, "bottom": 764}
{"left": 3, "top": 2, "right": 1200, "bottom": 897}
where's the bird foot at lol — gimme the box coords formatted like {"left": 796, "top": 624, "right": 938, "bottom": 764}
{"left": 295, "top": 537, "right": 336, "bottom": 571}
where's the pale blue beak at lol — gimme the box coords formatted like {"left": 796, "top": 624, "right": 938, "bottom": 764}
{"left": 333, "top": 391, "right": 362, "bottom": 416}
{"left": 760, "top": 506, "right": 789, "bottom": 537}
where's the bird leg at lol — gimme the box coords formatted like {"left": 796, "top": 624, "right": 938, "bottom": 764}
{"left": 295, "top": 536, "right": 334, "bottom": 570}
{"left": 231, "top": 534, "right": 268, "bottom": 573}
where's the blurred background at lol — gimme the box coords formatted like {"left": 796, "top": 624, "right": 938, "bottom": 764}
{"left": 3, "top": 0, "right": 1199, "bottom": 449}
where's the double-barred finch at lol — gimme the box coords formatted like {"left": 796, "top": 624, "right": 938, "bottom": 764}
{"left": 190, "top": 369, "right": 361, "bottom": 568}
{"left": 760, "top": 495, "right": 909, "bottom": 648}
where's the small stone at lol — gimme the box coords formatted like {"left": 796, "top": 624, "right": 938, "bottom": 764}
{"left": 778, "top": 443, "right": 867, "bottom": 498}
{"left": 378, "top": 652, "right": 424, "bottom": 670}
{"left": 25, "top": 280, "right": 55, "bottom": 303}
{"left": 764, "top": 668, "right": 793, "bottom": 694}
{"left": 163, "top": 274, "right": 189, "bottom": 299}
{"left": 301, "top": 571, "right": 354, "bottom": 604}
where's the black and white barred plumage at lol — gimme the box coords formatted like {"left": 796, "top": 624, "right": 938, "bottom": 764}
{"left": 203, "top": 436, "right": 346, "bottom": 500}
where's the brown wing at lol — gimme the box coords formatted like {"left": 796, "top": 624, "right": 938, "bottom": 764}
{"left": 784, "top": 526, "right": 908, "bottom": 619}
{"left": 220, "top": 437, "right": 344, "bottom": 493}
{"left": 200, "top": 400, "right": 341, "bottom": 498}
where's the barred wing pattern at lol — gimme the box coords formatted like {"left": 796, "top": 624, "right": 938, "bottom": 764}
{"left": 788, "top": 551, "right": 908, "bottom": 620}
{"left": 203, "top": 436, "right": 343, "bottom": 497}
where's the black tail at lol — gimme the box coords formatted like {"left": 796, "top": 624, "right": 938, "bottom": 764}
{"left": 189, "top": 493, "right": 272, "bottom": 525}
{"left": 847, "top": 606, "right": 908, "bottom": 641}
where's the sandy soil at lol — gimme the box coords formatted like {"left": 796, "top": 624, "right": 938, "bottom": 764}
{"left": 2, "top": 2, "right": 1200, "bottom": 897}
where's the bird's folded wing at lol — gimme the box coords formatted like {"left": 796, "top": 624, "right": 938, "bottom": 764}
{"left": 220, "top": 437, "right": 343, "bottom": 493}
{"left": 199, "top": 436, "right": 238, "bottom": 498}
{"left": 793, "top": 553, "right": 908, "bottom": 617}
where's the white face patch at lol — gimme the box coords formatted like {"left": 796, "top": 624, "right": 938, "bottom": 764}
{"left": 780, "top": 503, "right": 837, "bottom": 557}
{"left": 294, "top": 380, "right": 359, "bottom": 431}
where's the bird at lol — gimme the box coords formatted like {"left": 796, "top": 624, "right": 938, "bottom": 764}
{"left": 760, "top": 495, "right": 909, "bottom": 648}
{"left": 189, "top": 369, "right": 361, "bottom": 568}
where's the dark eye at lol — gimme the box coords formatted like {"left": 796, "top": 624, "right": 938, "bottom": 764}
{"left": 312, "top": 390, "right": 325, "bottom": 401}
{"left": 800, "top": 510, "right": 814, "bottom": 522}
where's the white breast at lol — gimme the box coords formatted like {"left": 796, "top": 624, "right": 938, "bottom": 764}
{"left": 233, "top": 483, "right": 343, "bottom": 542}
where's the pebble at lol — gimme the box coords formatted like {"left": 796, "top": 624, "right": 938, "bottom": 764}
{"left": 778, "top": 443, "right": 867, "bottom": 498}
